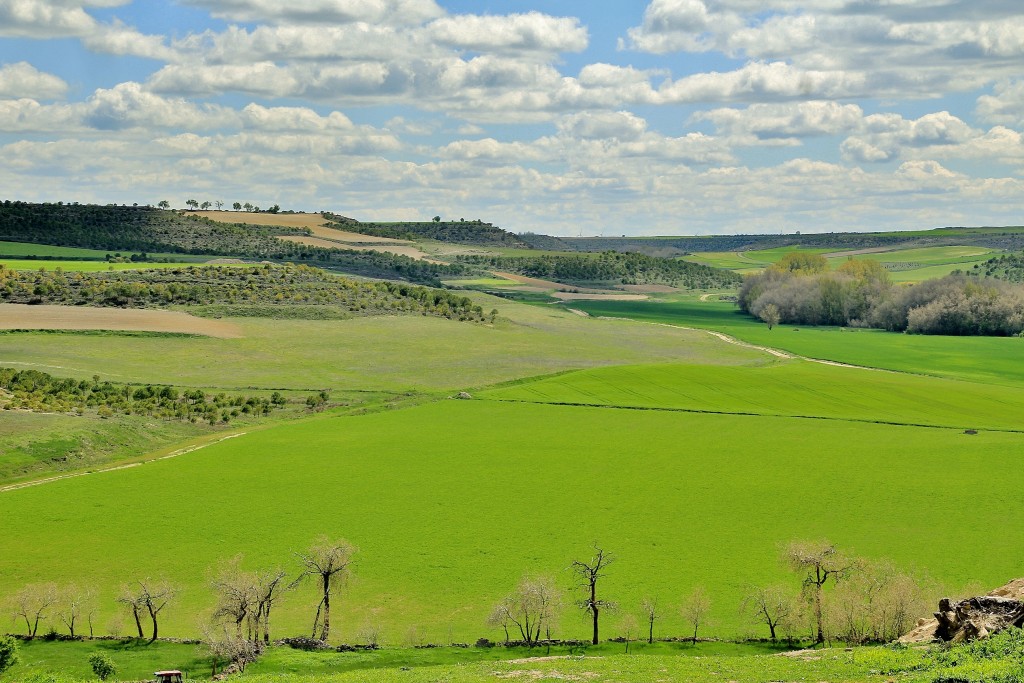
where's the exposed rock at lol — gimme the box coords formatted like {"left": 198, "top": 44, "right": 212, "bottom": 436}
{"left": 456, "top": 391, "right": 472, "bottom": 400}
{"left": 900, "top": 578, "right": 1024, "bottom": 643}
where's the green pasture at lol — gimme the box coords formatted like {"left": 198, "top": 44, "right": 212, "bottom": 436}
{"left": 482, "top": 361, "right": 1024, "bottom": 432}
{"left": 1, "top": 397, "right": 1022, "bottom": 642}
{"left": 0, "top": 242, "right": 115, "bottom": 259}
{"left": 11, "top": 638, "right": 211, "bottom": 681}
{"left": 566, "top": 297, "right": 1024, "bottom": 388}
{"left": 0, "top": 260, "right": 206, "bottom": 272}
{"left": 0, "top": 301, "right": 762, "bottom": 393}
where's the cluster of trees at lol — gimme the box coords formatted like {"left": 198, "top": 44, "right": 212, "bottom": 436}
{"left": 0, "top": 368, "right": 299, "bottom": 425}
{"left": 971, "top": 251, "right": 1024, "bottom": 283}
{"left": 0, "top": 538, "right": 939, "bottom": 679}
{"left": 487, "top": 541, "right": 929, "bottom": 651}
{"left": 330, "top": 218, "right": 531, "bottom": 248}
{"left": 458, "top": 252, "right": 742, "bottom": 289}
{"left": 0, "top": 202, "right": 469, "bottom": 285}
{"left": 176, "top": 200, "right": 281, "bottom": 214}
{"left": 740, "top": 253, "right": 1024, "bottom": 336}
{"left": 0, "top": 263, "right": 490, "bottom": 322}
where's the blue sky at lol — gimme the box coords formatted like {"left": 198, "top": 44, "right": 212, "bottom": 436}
{"left": 1, "top": 0, "right": 1022, "bottom": 236}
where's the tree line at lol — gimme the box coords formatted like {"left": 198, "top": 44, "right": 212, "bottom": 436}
{"left": 0, "top": 202, "right": 469, "bottom": 286}
{"left": 325, "top": 217, "right": 531, "bottom": 249}
{"left": 457, "top": 252, "right": 742, "bottom": 289}
{"left": 2, "top": 537, "right": 935, "bottom": 677}
{"left": 740, "top": 253, "right": 1024, "bottom": 336}
{"left": 0, "top": 263, "right": 490, "bottom": 322}
{"left": 0, "top": 368, "right": 313, "bottom": 425}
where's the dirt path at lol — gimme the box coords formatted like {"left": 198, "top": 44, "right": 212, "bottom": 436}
{"left": 601, "top": 316, "right": 884, "bottom": 371}
{"left": 0, "top": 432, "right": 247, "bottom": 494}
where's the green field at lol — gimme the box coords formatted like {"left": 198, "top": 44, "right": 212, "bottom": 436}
{"left": 1, "top": 390, "right": 1022, "bottom": 642}
{"left": 11, "top": 636, "right": 1024, "bottom": 683}
{"left": 482, "top": 361, "right": 1024, "bottom": 431}
{"left": 0, "top": 260, "right": 208, "bottom": 272}
{"left": 566, "top": 297, "right": 1024, "bottom": 388}
{"left": 684, "top": 244, "right": 999, "bottom": 283}
{"left": 0, "top": 241, "right": 119, "bottom": 259}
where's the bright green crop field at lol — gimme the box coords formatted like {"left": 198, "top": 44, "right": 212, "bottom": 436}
{"left": 482, "top": 361, "right": 1024, "bottom": 431}
{"left": 1, "top": 394, "right": 1022, "bottom": 642}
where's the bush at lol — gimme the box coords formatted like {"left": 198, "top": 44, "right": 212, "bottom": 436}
{"left": 0, "top": 635, "right": 19, "bottom": 675}
{"left": 87, "top": 653, "right": 116, "bottom": 681}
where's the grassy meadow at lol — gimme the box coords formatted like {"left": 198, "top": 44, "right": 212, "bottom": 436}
{"left": 684, "top": 244, "right": 996, "bottom": 282}
{"left": 567, "top": 296, "right": 1024, "bottom": 388}
{"left": 1, "top": 394, "right": 1022, "bottom": 643}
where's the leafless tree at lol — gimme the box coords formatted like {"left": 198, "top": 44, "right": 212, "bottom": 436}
{"left": 489, "top": 575, "right": 562, "bottom": 647}
{"left": 211, "top": 558, "right": 257, "bottom": 639}
{"left": 121, "top": 580, "right": 176, "bottom": 643}
{"left": 295, "top": 537, "right": 356, "bottom": 642}
{"left": 10, "top": 583, "right": 57, "bottom": 636}
{"left": 117, "top": 585, "right": 147, "bottom": 639}
{"left": 570, "top": 546, "right": 616, "bottom": 645}
{"left": 203, "top": 625, "right": 260, "bottom": 676}
{"left": 785, "top": 540, "right": 858, "bottom": 645}
{"left": 740, "top": 585, "right": 797, "bottom": 642}
{"left": 827, "top": 559, "right": 929, "bottom": 644}
{"left": 640, "top": 597, "right": 660, "bottom": 644}
{"left": 57, "top": 585, "right": 96, "bottom": 638}
{"left": 253, "top": 568, "right": 289, "bottom": 644}
{"left": 682, "top": 587, "right": 711, "bottom": 644}
{"left": 619, "top": 614, "right": 639, "bottom": 653}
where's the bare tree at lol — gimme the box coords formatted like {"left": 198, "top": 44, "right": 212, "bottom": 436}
{"left": 57, "top": 585, "right": 95, "bottom": 638}
{"left": 570, "top": 545, "right": 615, "bottom": 645}
{"left": 295, "top": 537, "right": 356, "bottom": 642}
{"left": 10, "top": 583, "right": 57, "bottom": 636}
{"left": 117, "top": 586, "right": 145, "bottom": 639}
{"left": 122, "top": 580, "right": 176, "bottom": 643}
{"left": 619, "top": 614, "right": 639, "bottom": 653}
{"left": 682, "top": 587, "right": 711, "bottom": 644}
{"left": 253, "top": 568, "right": 289, "bottom": 644}
{"left": 211, "top": 558, "right": 257, "bottom": 639}
{"left": 740, "top": 585, "right": 797, "bottom": 642}
{"left": 489, "top": 575, "right": 562, "bottom": 647}
{"left": 785, "top": 540, "right": 858, "bottom": 645}
{"left": 640, "top": 597, "right": 660, "bottom": 644}
{"left": 203, "top": 625, "right": 260, "bottom": 676}
{"left": 827, "top": 559, "right": 928, "bottom": 644}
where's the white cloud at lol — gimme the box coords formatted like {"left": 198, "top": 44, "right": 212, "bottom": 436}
{"left": 693, "top": 101, "right": 863, "bottom": 144}
{"left": 0, "top": 0, "right": 96, "bottom": 38}
{"left": 557, "top": 111, "right": 648, "bottom": 141}
{"left": 841, "top": 111, "right": 976, "bottom": 163}
{"left": 0, "top": 62, "right": 67, "bottom": 99}
{"left": 977, "top": 80, "right": 1024, "bottom": 126}
{"left": 180, "top": 0, "right": 443, "bottom": 26}
{"left": 657, "top": 61, "right": 866, "bottom": 104}
{"left": 426, "top": 12, "right": 587, "bottom": 54}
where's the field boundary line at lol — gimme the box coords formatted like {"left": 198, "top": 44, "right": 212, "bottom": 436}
{"left": 0, "top": 432, "right": 246, "bottom": 494}
{"left": 483, "top": 398, "right": 1024, "bottom": 434}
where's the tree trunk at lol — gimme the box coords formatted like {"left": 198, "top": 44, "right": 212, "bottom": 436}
{"left": 133, "top": 607, "right": 144, "bottom": 639}
{"left": 814, "top": 585, "right": 824, "bottom": 644}
{"left": 148, "top": 606, "right": 158, "bottom": 643}
{"left": 648, "top": 619, "right": 654, "bottom": 645}
{"left": 769, "top": 622, "right": 777, "bottom": 641}
{"left": 263, "top": 606, "right": 272, "bottom": 644}
{"left": 591, "top": 582, "right": 599, "bottom": 645}
{"left": 320, "top": 574, "right": 331, "bottom": 642}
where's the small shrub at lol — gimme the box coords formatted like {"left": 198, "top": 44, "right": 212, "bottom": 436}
{"left": 88, "top": 653, "right": 116, "bottom": 681}
{"left": 0, "top": 635, "right": 19, "bottom": 675}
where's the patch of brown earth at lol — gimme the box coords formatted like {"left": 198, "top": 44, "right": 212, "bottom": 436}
{"left": 0, "top": 304, "right": 243, "bottom": 338}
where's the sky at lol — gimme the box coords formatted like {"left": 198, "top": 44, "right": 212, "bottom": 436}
{"left": 1, "top": 1, "right": 1023, "bottom": 236}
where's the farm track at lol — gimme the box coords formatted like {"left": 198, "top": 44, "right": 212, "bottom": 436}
{"left": 0, "top": 432, "right": 247, "bottom": 494}
{"left": 598, "top": 316, "right": 885, "bottom": 371}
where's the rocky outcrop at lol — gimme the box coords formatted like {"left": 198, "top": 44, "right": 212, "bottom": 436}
{"left": 900, "top": 579, "right": 1024, "bottom": 643}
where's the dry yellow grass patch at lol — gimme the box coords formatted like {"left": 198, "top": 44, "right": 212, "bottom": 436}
{"left": 188, "top": 211, "right": 409, "bottom": 244}
{"left": 0, "top": 304, "right": 243, "bottom": 338}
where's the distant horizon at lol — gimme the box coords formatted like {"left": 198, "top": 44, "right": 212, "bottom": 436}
{"left": 0, "top": 0, "right": 1022, "bottom": 238}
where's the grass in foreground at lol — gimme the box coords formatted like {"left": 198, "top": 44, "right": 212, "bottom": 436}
{"left": 11, "top": 634, "right": 1024, "bottom": 683}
